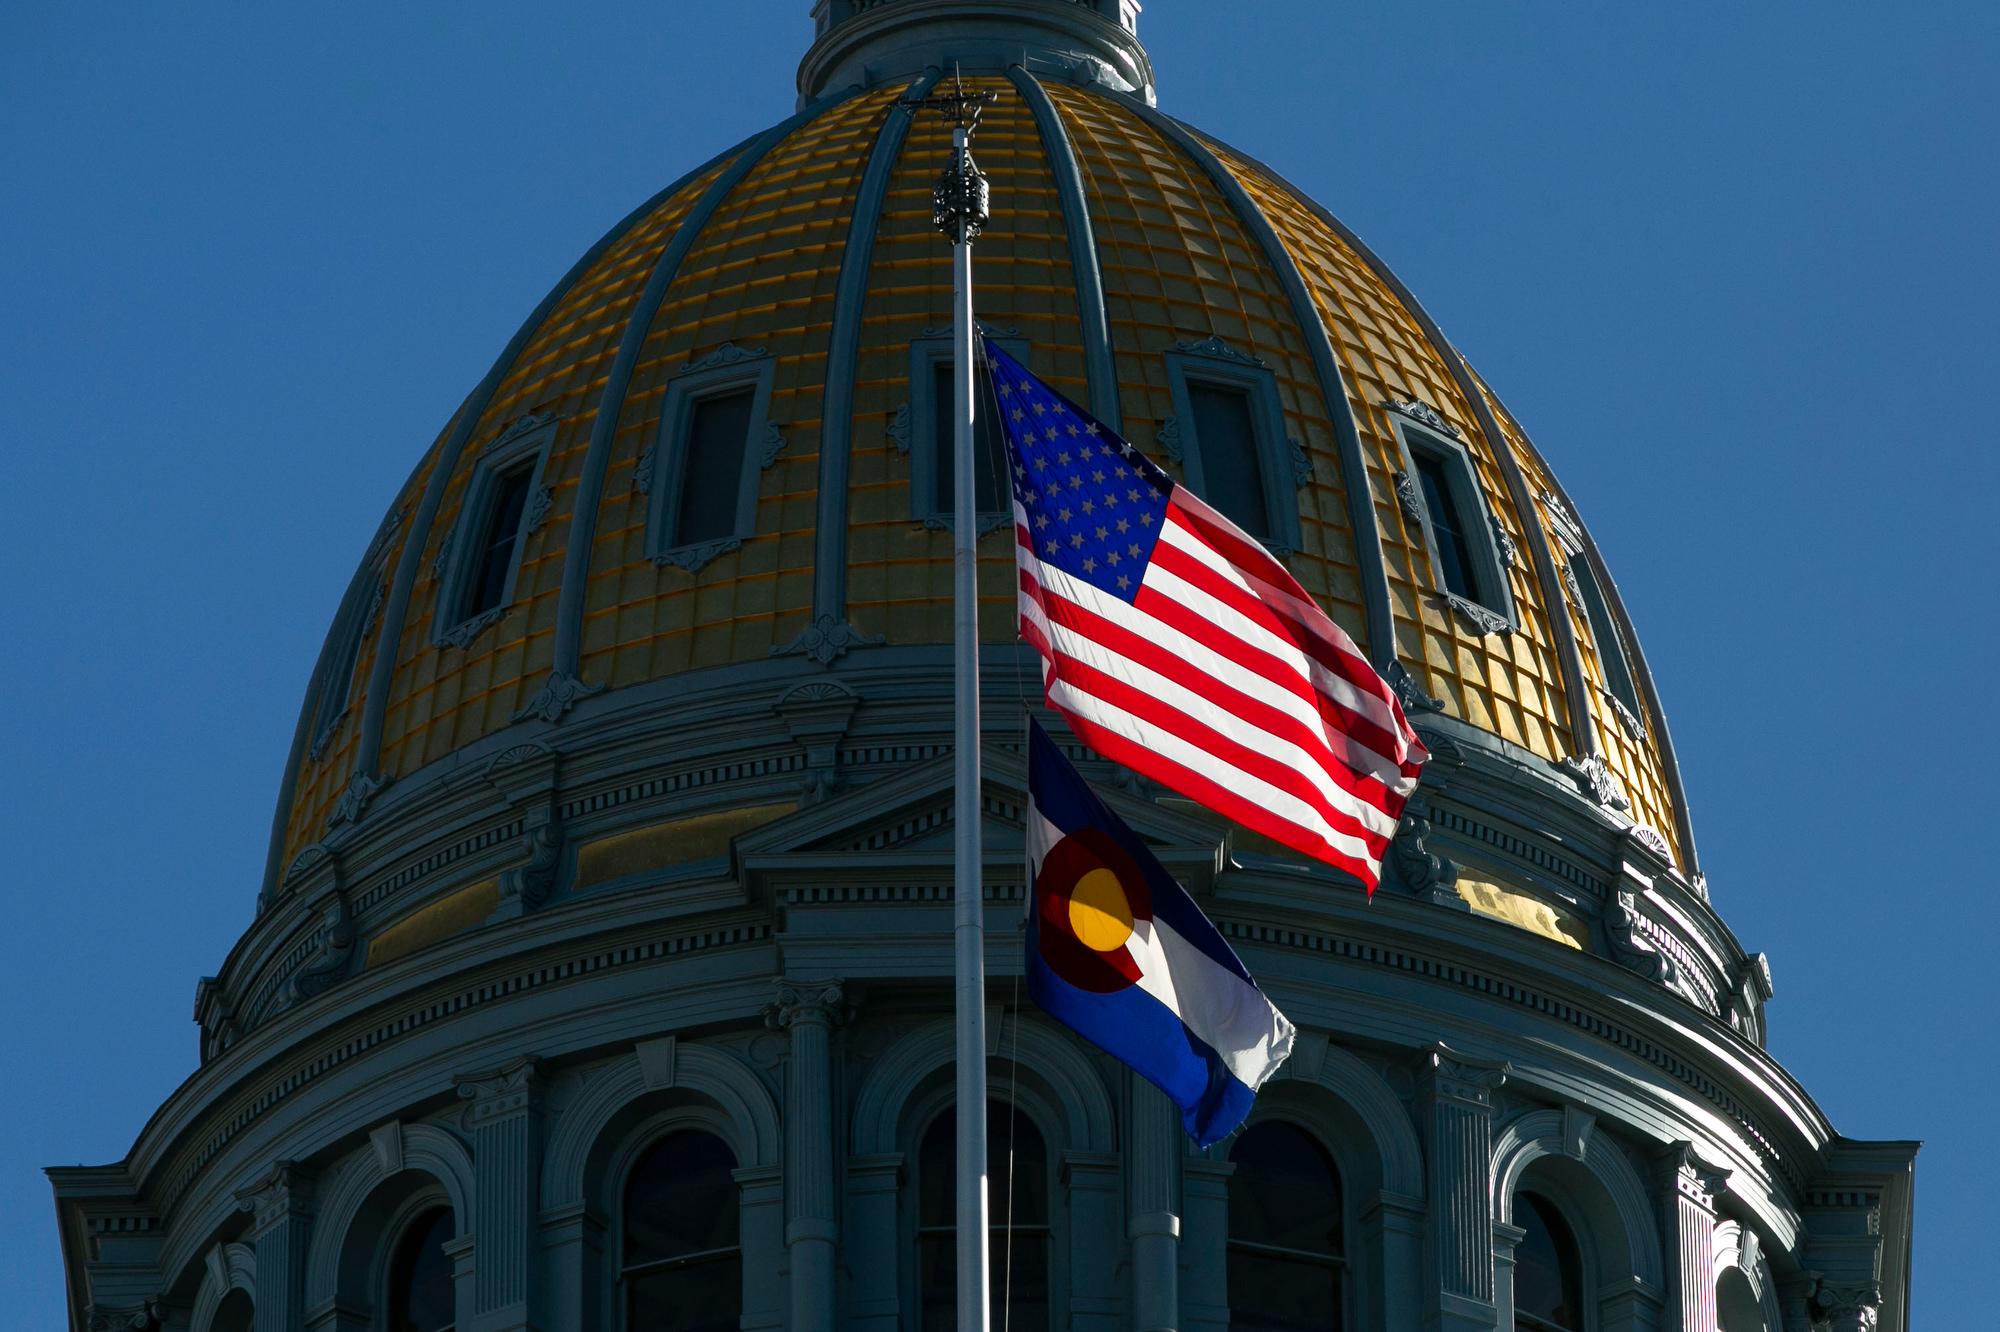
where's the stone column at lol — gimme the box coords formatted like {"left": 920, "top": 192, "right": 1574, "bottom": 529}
{"left": 1128, "top": 1080, "right": 1182, "bottom": 1332}
{"left": 236, "top": 1162, "right": 314, "bottom": 1332}
{"left": 765, "top": 979, "right": 847, "bottom": 1332}
{"left": 1417, "top": 1046, "right": 1508, "bottom": 1332}
{"left": 1655, "top": 1143, "right": 1728, "bottom": 1332}
{"left": 1062, "top": 1152, "right": 1123, "bottom": 1332}
{"left": 1179, "top": 1157, "right": 1233, "bottom": 1332}
{"left": 455, "top": 1056, "right": 544, "bottom": 1332}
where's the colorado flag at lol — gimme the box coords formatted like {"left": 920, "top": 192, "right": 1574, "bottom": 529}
{"left": 1026, "top": 720, "right": 1295, "bottom": 1145}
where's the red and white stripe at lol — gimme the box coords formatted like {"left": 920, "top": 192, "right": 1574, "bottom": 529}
{"left": 1017, "top": 487, "right": 1428, "bottom": 890}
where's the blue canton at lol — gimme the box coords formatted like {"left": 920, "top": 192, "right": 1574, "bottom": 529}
{"left": 983, "top": 339, "right": 1173, "bottom": 604}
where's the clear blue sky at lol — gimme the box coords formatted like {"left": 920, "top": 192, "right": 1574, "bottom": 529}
{"left": 3, "top": 2, "right": 1992, "bottom": 1325}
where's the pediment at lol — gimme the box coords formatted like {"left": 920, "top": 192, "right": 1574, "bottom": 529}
{"left": 733, "top": 743, "right": 1223, "bottom": 870}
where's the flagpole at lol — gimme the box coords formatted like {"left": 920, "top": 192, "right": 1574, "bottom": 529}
{"left": 928, "top": 77, "right": 998, "bottom": 1332}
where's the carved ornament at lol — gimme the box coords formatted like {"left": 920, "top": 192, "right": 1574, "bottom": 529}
{"left": 500, "top": 819, "right": 563, "bottom": 910}
{"left": 234, "top": 1160, "right": 312, "bottom": 1234}
{"left": 455, "top": 1055, "right": 542, "bottom": 1123}
{"left": 1491, "top": 514, "right": 1518, "bottom": 568}
{"left": 685, "top": 341, "right": 769, "bottom": 373}
{"left": 522, "top": 485, "right": 554, "bottom": 535}
{"left": 1156, "top": 416, "right": 1184, "bottom": 464}
{"left": 438, "top": 604, "right": 508, "bottom": 650}
{"left": 654, "top": 535, "right": 742, "bottom": 573}
{"left": 484, "top": 411, "right": 557, "bottom": 455}
{"left": 326, "top": 770, "right": 389, "bottom": 830}
{"left": 1385, "top": 660, "right": 1445, "bottom": 715}
{"left": 1421, "top": 1044, "right": 1509, "bottom": 1108}
{"left": 1391, "top": 469, "right": 1425, "bottom": 527}
{"left": 632, "top": 444, "right": 656, "bottom": 495}
{"left": 774, "top": 613, "right": 884, "bottom": 666}
{"left": 1172, "top": 335, "right": 1264, "bottom": 366}
{"left": 886, "top": 400, "right": 913, "bottom": 455}
{"left": 1444, "top": 593, "right": 1511, "bottom": 636}
{"left": 287, "top": 892, "right": 356, "bottom": 1006}
{"left": 1559, "top": 752, "right": 1630, "bottom": 811}
{"left": 764, "top": 978, "right": 852, "bottom": 1029}
{"left": 1384, "top": 398, "right": 1461, "bottom": 439}
{"left": 1604, "top": 890, "right": 1677, "bottom": 985}
{"left": 1390, "top": 798, "right": 1462, "bottom": 909}
{"left": 1288, "top": 439, "right": 1314, "bottom": 487}
{"left": 512, "top": 670, "right": 604, "bottom": 725}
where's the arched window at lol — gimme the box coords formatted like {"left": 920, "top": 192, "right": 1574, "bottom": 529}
{"left": 620, "top": 1129, "right": 742, "bottom": 1332}
{"left": 1227, "top": 1119, "right": 1346, "bottom": 1331}
{"left": 1718, "top": 1268, "right": 1767, "bottom": 1332}
{"left": 917, "top": 1101, "right": 1049, "bottom": 1332}
{"left": 208, "top": 1289, "right": 254, "bottom": 1332}
{"left": 1514, "top": 1192, "right": 1584, "bottom": 1332}
{"left": 385, "top": 1206, "right": 455, "bottom": 1332}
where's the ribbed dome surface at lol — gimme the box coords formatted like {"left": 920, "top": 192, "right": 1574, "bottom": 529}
{"left": 269, "top": 69, "right": 1690, "bottom": 900}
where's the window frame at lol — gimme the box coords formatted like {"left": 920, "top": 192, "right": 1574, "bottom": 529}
{"left": 1385, "top": 400, "right": 1517, "bottom": 635}
{"left": 1539, "top": 490, "right": 1646, "bottom": 739}
{"left": 896, "top": 328, "right": 1028, "bottom": 536}
{"left": 604, "top": 1107, "right": 748, "bottom": 1332}
{"left": 309, "top": 507, "right": 403, "bottom": 760}
{"left": 905, "top": 1093, "right": 1059, "bottom": 1332}
{"left": 1510, "top": 1188, "right": 1593, "bottom": 1332}
{"left": 432, "top": 413, "right": 557, "bottom": 650}
{"left": 1161, "top": 336, "right": 1309, "bottom": 554}
{"left": 1225, "top": 1113, "right": 1353, "bottom": 1332}
{"left": 640, "top": 343, "right": 783, "bottom": 573}
{"left": 374, "top": 1193, "right": 459, "bottom": 1332}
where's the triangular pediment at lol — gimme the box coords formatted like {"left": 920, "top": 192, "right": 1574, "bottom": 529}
{"left": 733, "top": 743, "right": 1223, "bottom": 872}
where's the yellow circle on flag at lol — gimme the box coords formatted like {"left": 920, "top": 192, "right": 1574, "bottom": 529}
{"left": 1068, "top": 867, "right": 1135, "bottom": 952}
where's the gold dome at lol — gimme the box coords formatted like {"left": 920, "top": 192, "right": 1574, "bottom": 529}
{"left": 268, "top": 61, "right": 1690, "bottom": 898}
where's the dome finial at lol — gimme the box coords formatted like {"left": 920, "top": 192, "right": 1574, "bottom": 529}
{"left": 798, "top": 0, "right": 1154, "bottom": 107}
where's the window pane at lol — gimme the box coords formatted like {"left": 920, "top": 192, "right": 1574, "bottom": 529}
{"left": 918, "top": 1102, "right": 1049, "bottom": 1332}
{"left": 1229, "top": 1121, "right": 1343, "bottom": 1255}
{"left": 1414, "top": 452, "right": 1479, "bottom": 602}
{"left": 932, "top": 361, "right": 1006, "bottom": 515}
{"left": 676, "top": 388, "right": 755, "bottom": 547}
{"left": 1227, "top": 1248, "right": 1341, "bottom": 1332}
{"left": 387, "top": 1207, "right": 455, "bottom": 1332}
{"left": 626, "top": 1254, "right": 742, "bottom": 1332}
{"left": 1572, "top": 558, "right": 1642, "bottom": 716}
{"left": 1514, "top": 1193, "right": 1584, "bottom": 1332}
{"left": 624, "top": 1131, "right": 739, "bottom": 1267}
{"left": 211, "top": 1289, "right": 254, "bottom": 1332}
{"left": 1187, "top": 381, "right": 1270, "bottom": 538}
{"left": 465, "top": 466, "right": 534, "bottom": 619}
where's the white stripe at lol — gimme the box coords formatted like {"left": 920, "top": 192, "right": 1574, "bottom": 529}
{"left": 1028, "top": 565, "right": 1407, "bottom": 835}
{"left": 1128, "top": 915, "right": 1294, "bottom": 1090}
{"left": 1039, "top": 670, "right": 1382, "bottom": 863}
{"left": 1153, "top": 517, "right": 1407, "bottom": 748}
{"left": 1032, "top": 551, "right": 1408, "bottom": 791}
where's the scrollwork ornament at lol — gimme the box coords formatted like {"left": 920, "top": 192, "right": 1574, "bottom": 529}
{"left": 500, "top": 819, "right": 563, "bottom": 909}
{"left": 1491, "top": 514, "right": 1518, "bottom": 568}
{"left": 1392, "top": 469, "right": 1425, "bottom": 527}
{"left": 1156, "top": 416, "right": 1184, "bottom": 463}
{"left": 686, "top": 341, "right": 769, "bottom": 373}
{"left": 1384, "top": 398, "right": 1460, "bottom": 439}
{"left": 1390, "top": 798, "right": 1461, "bottom": 907}
{"left": 632, "top": 444, "right": 656, "bottom": 495}
{"left": 1384, "top": 660, "right": 1445, "bottom": 715}
{"left": 1559, "top": 752, "right": 1630, "bottom": 811}
{"left": 764, "top": 978, "right": 851, "bottom": 1029}
{"left": 1813, "top": 1279, "right": 1882, "bottom": 1331}
{"left": 774, "top": 614, "right": 884, "bottom": 666}
{"left": 326, "top": 770, "right": 389, "bottom": 829}
{"left": 512, "top": 670, "right": 604, "bottom": 724}
{"left": 1172, "top": 335, "right": 1263, "bottom": 366}
{"left": 1603, "top": 890, "right": 1677, "bottom": 985}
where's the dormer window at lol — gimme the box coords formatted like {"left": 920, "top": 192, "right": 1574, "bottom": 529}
{"left": 1161, "top": 336, "right": 1307, "bottom": 551}
{"left": 641, "top": 344, "right": 783, "bottom": 572}
{"left": 1387, "top": 401, "right": 1515, "bottom": 634}
{"left": 1570, "top": 555, "right": 1644, "bottom": 723}
{"left": 309, "top": 510, "right": 402, "bottom": 759}
{"left": 434, "top": 413, "right": 557, "bottom": 649}
{"left": 465, "top": 464, "right": 535, "bottom": 620}
{"left": 900, "top": 330, "right": 1024, "bottom": 533}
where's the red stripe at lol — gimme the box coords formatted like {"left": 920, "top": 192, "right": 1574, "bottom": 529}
{"left": 1128, "top": 580, "right": 1414, "bottom": 780}
{"left": 1052, "top": 701, "right": 1385, "bottom": 892}
{"left": 1155, "top": 509, "right": 1404, "bottom": 719}
{"left": 1038, "top": 639, "right": 1393, "bottom": 853}
{"left": 1029, "top": 570, "right": 1401, "bottom": 811}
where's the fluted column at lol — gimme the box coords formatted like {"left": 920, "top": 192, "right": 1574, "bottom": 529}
{"left": 236, "top": 1162, "right": 314, "bottom": 1332}
{"left": 455, "top": 1056, "right": 544, "bottom": 1332}
{"left": 1655, "top": 1143, "right": 1728, "bottom": 1332}
{"left": 765, "top": 979, "right": 847, "bottom": 1332}
{"left": 1128, "top": 1080, "right": 1182, "bottom": 1332}
{"left": 1418, "top": 1046, "right": 1508, "bottom": 1332}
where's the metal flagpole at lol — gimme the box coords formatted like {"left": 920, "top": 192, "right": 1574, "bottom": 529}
{"left": 925, "top": 72, "right": 998, "bottom": 1332}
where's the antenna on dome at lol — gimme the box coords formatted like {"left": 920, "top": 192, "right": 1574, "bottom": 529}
{"left": 922, "top": 60, "right": 1002, "bottom": 1332}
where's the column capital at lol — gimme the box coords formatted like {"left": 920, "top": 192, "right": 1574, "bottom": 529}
{"left": 1814, "top": 1279, "right": 1883, "bottom": 1331}
{"left": 764, "top": 977, "right": 851, "bottom": 1029}
{"left": 234, "top": 1160, "right": 314, "bottom": 1236}
{"left": 454, "top": 1054, "right": 542, "bottom": 1123}
{"left": 1419, "top": 1043, "right": 1509, "bottom": 1110}
{"left": 1657, "top": 1140, "right": 1731, "bottom": 1211}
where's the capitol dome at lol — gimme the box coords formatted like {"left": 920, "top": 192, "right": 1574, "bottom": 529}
{"left": 52, "top": 4, "right": 1914, "bottom": 1331}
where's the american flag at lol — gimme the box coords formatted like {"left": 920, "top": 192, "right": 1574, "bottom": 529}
{"left": 983, "top": 338, "right": 1428, "bottom": 890}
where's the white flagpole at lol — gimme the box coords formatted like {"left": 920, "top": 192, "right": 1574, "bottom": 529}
{"left": 929, "top": 82, "right": 997, "bottom": 1332}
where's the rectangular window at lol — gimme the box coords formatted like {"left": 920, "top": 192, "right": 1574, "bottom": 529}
{"left": 931, "top": 361, "right": 1006, "bottom": 517}
{"left": 465, "top": 465, "right": 535, "bottom": 619}
{"left": 1414, "top": 452, "right": 1480, "bottom": 603}
{"left": 675, "top": 388, "right": 755, "bottom": 548}
{"left": 1187, "top": 380, "right": 1271, "bottom": 538}
{"left": 1571, "top": 557, "right": 1643, "bottom": 717}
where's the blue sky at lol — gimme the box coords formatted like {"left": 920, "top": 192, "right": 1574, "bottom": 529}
{"left": 3, "top": 2, "right": 1993, "bottom": 1324}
